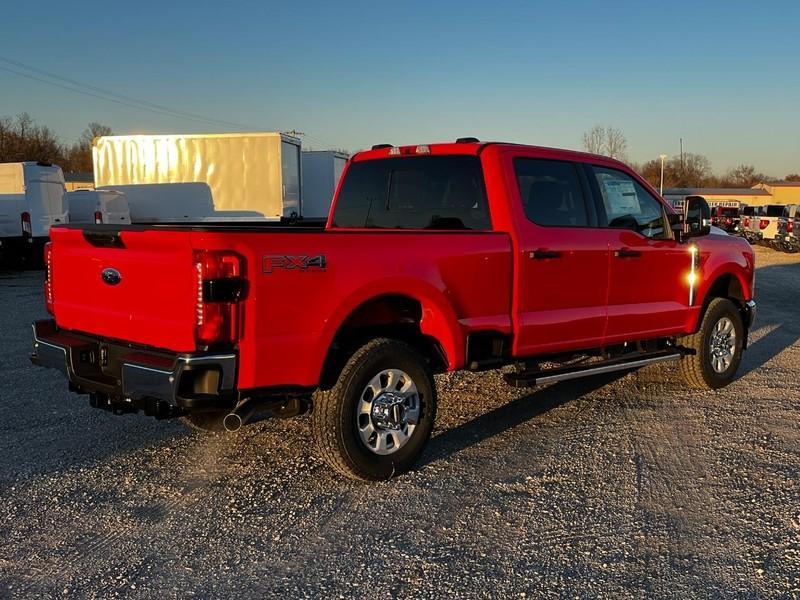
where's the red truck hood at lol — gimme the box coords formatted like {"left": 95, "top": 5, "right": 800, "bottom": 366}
{"left": 50, "top": 227, "right": 198, "bottom": 352}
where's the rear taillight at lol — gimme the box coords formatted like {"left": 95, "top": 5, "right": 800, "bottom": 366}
{"left": 788, "top": 220, "right": 794, "bottom": 233}
{"left": 193, "top": 250, "right": 246, "bottom": 347}
{"left": 743, "top": 217, "right": 750, "bottom": 227}
{"left": 94, "top": 211, "right": 103, "bottom": 224}
{"left": 759, "top": 219, "right": 769, "bottom": 230}
{"left": 44, "top": 242, "right": 54, "bottom": 315}
{"left": 21, "top": 212, "right": 32, "bottom": 237}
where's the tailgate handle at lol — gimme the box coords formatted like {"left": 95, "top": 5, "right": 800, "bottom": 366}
{"left": 83, "top": 230, "right": 126, "bottom": 248}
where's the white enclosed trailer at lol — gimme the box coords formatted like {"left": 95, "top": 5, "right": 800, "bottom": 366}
{"left": 93, "top": 132, "right": 302, "bottom": 222}
{"left": 301, "top": 151, "right": 348, "bottom": 218}
{"left": 66, "top": 189, "right": 131, "bottom": 225}
{"left": 0, "top": 161, "right": 68, "bottom": 260}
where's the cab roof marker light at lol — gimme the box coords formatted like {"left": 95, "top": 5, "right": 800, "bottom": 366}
{"left": 415, "top": 145, "right": 431, "bottom": 155}
{"left": 388, "top": 147, "right": 401, "bottom": 156}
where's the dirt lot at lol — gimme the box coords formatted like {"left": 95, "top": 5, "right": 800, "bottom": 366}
{"left": 0, "top": 245, "right": 798, "bottom": 598}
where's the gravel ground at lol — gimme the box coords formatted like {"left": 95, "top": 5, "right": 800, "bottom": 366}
{"left": 0, "top": 245, "right": 798, "bottom": 599}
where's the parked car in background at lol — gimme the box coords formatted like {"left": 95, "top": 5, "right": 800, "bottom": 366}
{"left": 755, "top": 204, "right": 785, "bottom": 246}
{"left": 776, "top": 204, "right": 799, "bottom": 253}
{"left": 740, "top": 205, "right": 756, "bottom": 242}
{"left": 32, "top": 140, "right": 756, "bottom": 480}
{"left": 710, "top": 206, "right": 740, "bottom": 234}
{"left": 67, "top": 189, "right": 131, "bottom": 225}
{"left": 0, "top": 161, "right": 68, "bottom": 264}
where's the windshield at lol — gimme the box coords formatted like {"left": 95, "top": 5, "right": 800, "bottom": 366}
{"left": 765, "top": 205, "right": 784, "bottom": 217}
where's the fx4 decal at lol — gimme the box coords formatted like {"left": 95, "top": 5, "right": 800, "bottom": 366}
{"left": 263, "top": 255, "right": 327, "bottom": 274}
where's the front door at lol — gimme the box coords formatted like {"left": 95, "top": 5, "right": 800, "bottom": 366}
{"left": 512, "top": 156, "right": 611, "bottom": 356}
{"left": 586, "top": 164, "right": 691, "bottom": 343}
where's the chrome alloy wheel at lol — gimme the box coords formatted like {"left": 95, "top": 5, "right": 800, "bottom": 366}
{"left": 709, "top": 316, "right": 737, "bottom": 374}
{"left": 357, "top": 369, "right": 420, "bottom": 455}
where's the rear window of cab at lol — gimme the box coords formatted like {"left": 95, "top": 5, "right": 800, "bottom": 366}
{"left": 331, "top": 156, "right": 491, "bottom": 230}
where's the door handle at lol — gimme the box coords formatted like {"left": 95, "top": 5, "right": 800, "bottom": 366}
{"left": 530, "top": 249, "right": 561, "bottom": 259}
{"left": 615, "top": 247, "right": 641, "bottom": 258}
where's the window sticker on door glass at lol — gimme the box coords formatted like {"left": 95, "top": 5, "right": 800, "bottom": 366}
{"left": 602, "top": 179, "right": 640, "bottom": 215}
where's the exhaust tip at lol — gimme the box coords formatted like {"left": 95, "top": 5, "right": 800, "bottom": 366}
{"left": 223, "top": 412, "right": 243, "bottom": 432}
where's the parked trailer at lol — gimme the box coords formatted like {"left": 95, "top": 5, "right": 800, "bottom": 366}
{"left": 301, "top": 150, "right": 348, "bottom": 218}
{"left": 66, "top": 189, "right": 131, "bottom": 225}
{"left": 0, "top": 161, "right": 68, "bottom": 262}
{"left": 93, "top": 133, "right": 302, "bottom": 222}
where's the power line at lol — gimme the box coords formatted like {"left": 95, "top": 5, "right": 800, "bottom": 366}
{"left": 0, "top": 56, "right": 342, "bottom": 149}
{"left": 0, "top": 59, "right": 260, "bottom": 130}
{"left": 0, "top": 56, "right": 258, "bottom": 130}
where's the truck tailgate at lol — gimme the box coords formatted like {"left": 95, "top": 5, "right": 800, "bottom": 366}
{"left": 50, "top": 227, "right": 197, "bottom": 352}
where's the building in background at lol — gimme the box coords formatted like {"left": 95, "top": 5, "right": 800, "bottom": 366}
{"left": 63, "top": 171, "right": 93, "bottom": 191}
{"left": 664, "top": 182, "right": 800, "bottom": 209}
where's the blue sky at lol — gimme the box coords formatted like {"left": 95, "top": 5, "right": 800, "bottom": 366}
{"left": 1, "top": 0, "right": 798, "bottom": 175}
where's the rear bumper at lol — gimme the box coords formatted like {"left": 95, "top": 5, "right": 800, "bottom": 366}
{"left": 30, "top": 319, "right": 238, "bottom": 411}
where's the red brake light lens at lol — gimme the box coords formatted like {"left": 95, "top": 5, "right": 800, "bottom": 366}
{"left": 193, "top": 250, "right": 245, "bottom": 347}
{"left": 44, "top": 242, "right": 54, "bottom": 315}
{"left": 21, "top": 212, "right": 32, "bottom": 237}
{"left": 759, "top": 219, "right": 769, "bottom": 230}
{"left": 788, "top": 220, "right": 794, "bottom": 233}
{"left": 94, "top": 211, "right": 103, "bottom": 224}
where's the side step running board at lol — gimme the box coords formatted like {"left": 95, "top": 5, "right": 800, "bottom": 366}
{"left": 504, "top": 351, "right": 683, "bottom": 388}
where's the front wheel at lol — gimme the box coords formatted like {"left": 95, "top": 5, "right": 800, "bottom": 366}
{"left": 311, "top": 338, "right": 437, "bottom": 481}
{"left": 679, "top": 297, "right": 744, "bottom": 389}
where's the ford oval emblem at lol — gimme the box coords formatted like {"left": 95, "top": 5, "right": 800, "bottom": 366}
{"left": 101, "top": 267, "right": 122, "bottom": 286}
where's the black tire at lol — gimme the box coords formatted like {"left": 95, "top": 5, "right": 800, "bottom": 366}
{"left": 679, "top": 297, "right": 744, "bottom": 389}
{"left": 311, "top": 338, "right": 437, "bottom": 481}
{"left": 180, "top": 411, "right": 227, "bottom": 433}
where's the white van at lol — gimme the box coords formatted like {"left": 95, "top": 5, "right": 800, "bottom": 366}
{"left": 67, "top": 189, "right": 131, "bottom": 225}
{"left": 0, "top": 162, "right": 68, "bottom": 261}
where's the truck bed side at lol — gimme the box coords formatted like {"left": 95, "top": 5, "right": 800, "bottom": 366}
{"left": 191, "top": 229, "right": 513, "bottom": 390}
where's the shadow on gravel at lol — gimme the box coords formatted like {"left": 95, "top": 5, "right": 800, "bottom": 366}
{"left": 738, "top": 261, "right": 800, "bottom": 378}
{"left": 420, "top": 372, "right": 625, "bottom": 468}
{"left": 739, "top": 323, "right": 800, "bottom": 378}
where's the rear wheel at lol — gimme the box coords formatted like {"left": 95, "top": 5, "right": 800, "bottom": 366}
{"left": 679, "top": 297, "right": 744, "bottom": 389}
{"left": 311, "top": 338, "right": 437, "bottom": 480}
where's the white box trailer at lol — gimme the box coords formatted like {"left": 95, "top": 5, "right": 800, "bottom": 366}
{"left": 301, "top": 150, "right": 348, "bottom": 218}
{"left": 0, "top": 161, "right": 68, "bottom": 260}
{"left": 92, "top": 132, "right": 302, "bottom": 222}
{"left": 66, "top": 189, "right": 131, "bottom": 225}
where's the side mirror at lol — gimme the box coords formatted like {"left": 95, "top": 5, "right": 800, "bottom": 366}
{"left": 683, "top": 196, "right": 711, "bottom": 238}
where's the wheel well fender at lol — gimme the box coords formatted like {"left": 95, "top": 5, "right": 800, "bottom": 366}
{"left": 315, "top": 280, "right": 464, "bottom": 385}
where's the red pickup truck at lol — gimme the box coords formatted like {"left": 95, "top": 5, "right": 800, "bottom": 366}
{"left": 31, "top": 140, "right": 756, "bottom": 480}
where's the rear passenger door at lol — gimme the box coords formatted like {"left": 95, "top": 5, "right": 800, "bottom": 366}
{"left": 512, "top": 156, "right": 611, "bottom": 355}
{"left": 586, "top": 165, "right": 691, "bottom": 342}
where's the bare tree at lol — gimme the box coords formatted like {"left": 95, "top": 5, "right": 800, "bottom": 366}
{"left": 582, "top": 126, "right": 605, "bottom": 155}
{"left": 66, "top": 122, "right": 113, "bottom": 172}
{"left": 605, "top": 127, "right": 627, "bottom": 160}
{"left": 785, "top": 173, "right": 800, "bottom": 182}
{"left": 582, "top": 125, "right": 627, "bottom": 160}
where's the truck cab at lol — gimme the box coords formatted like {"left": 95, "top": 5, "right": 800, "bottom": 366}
{"left": 31, "top": 140, "right": 756, "bottom": 480}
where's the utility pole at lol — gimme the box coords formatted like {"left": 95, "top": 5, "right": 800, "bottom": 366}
{"left": 680, "top": 138, "right": 684, "bottom": 174}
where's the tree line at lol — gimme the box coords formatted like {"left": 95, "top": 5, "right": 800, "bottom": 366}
{"left": 0, "top": 113, "right": 111, "bottom": 173}
{"left": 583, "top": 125, "right": 799, "bottom": 189}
